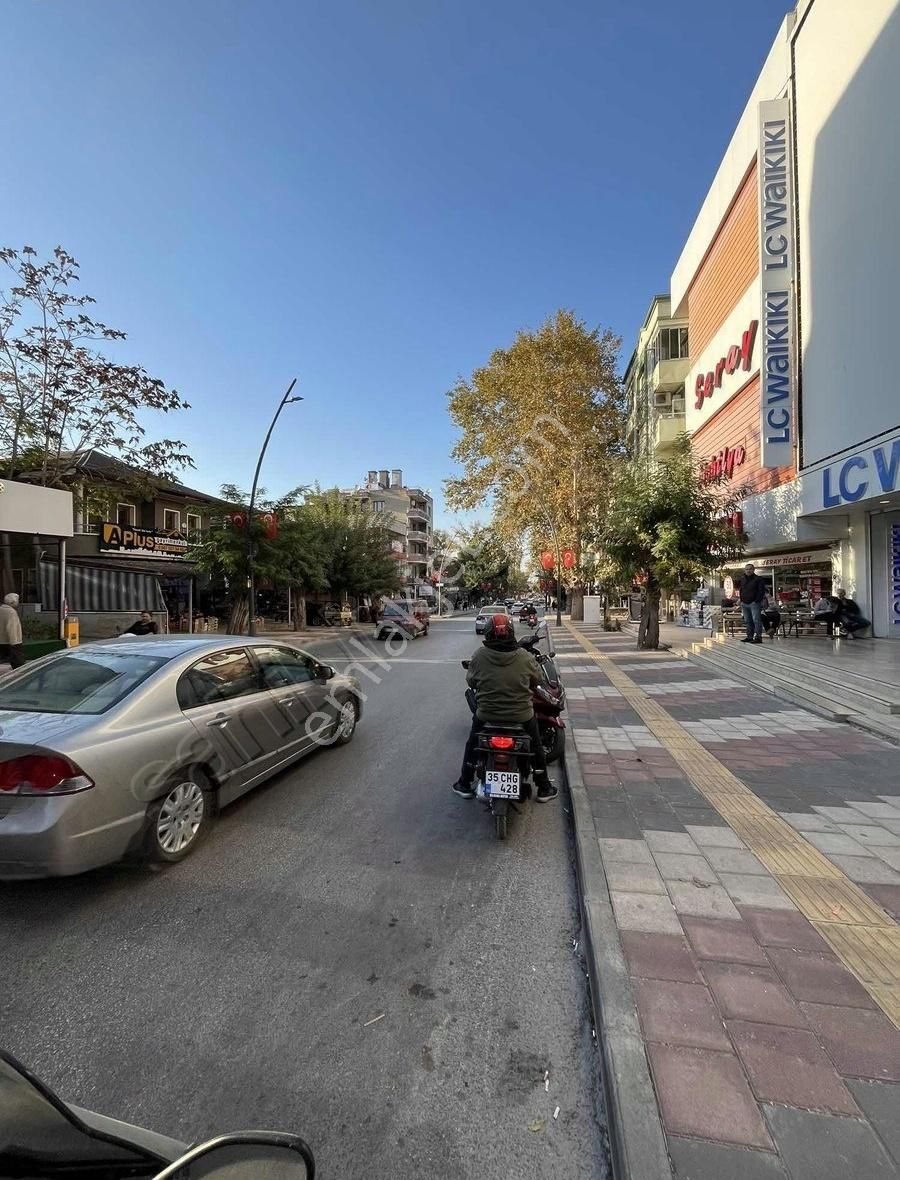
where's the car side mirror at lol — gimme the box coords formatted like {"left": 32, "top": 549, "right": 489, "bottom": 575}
{"left": 461, "top": 659, "right": 470, "bottom": 669}
{"left": 316, "top": 664, "right": 336, "bottom": 681}
{"left": 151, "top": 1133, "right": 314, "bottom": 1179}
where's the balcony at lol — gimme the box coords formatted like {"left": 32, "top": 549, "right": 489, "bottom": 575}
{"left": 653, "top": 409, "right": 686, "bottom": 454}
{"left": 408, "top": 507, "right": 428, "bottom": 523}
{"left": 651, "top": 356, "right": 691, "bottom": 394}
{"left": 407, "top": 553, "right": 429, "bottom": 567}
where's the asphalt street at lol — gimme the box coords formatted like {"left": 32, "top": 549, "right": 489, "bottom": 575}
{"left": 0, "top": 614, "right": 608, "bottom": 1180}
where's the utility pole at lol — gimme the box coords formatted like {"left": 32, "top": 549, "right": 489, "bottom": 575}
{"left": 247, "top": 378, "right": 303, "bottom": 637}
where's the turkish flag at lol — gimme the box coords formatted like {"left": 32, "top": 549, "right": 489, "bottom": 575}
{"left": 540, "top": 551, "right": 555, "bottom": 571}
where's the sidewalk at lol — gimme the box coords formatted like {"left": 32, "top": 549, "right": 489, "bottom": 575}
{"left": 558, "top": 619, "right": 900, "bottom": 1180}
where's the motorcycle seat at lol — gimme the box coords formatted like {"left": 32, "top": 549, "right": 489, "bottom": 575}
{"left": 481, "top": 722, "right": 528, "bottom": 733}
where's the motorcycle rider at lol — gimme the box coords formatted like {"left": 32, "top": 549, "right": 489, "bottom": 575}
{"left": 452, "top": 613, "right": 558, "bottom": 802}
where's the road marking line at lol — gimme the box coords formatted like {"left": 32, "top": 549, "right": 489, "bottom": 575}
{"left": 564, "top": 621, "right": 900, "bottom": 1028}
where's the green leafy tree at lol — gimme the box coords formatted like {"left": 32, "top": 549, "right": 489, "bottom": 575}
{"left": 445, "top": 309, "right": 624, "bottom": 619}
{"left": 303, "top": 488, "right": 401, "bottom": 602}
{"left": 601, "top": 439, "right": 746, "bottom": 650}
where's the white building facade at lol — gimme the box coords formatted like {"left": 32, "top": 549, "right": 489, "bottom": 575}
{"left": 669, "top": 0, "right": 900, "bottom": 635}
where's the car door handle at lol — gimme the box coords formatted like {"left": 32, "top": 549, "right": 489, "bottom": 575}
{"left": 207, "top": 713, "right": 229, "bottom": 729}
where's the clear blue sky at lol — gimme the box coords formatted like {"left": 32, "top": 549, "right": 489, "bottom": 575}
{"left": 2, "top": 0, "right": 792, "bottom": 527}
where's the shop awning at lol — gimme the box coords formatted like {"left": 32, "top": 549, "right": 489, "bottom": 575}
{"left": 40, "top": 560, "right": 166, "bottom": 614}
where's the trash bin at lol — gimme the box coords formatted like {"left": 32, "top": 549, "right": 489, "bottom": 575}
{"left": 64, "top": 616, "right": 80, "bottom": 647}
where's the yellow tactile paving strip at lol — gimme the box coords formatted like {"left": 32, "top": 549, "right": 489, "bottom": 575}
{"left": 565, "top": 622, "right": 900, "bottom": 1029}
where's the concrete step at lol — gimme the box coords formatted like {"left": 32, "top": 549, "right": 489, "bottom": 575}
{"left": 714, "top": 639, "right": 900, "bottom": 715}
{"left": 684, "top": 641, "right": 900, "bottom": 712}
{"left": 720, "top": 638, "right": 900, "bottom": 708}
{"left": 684, "top": 646, "right": 855, "bottom": 722}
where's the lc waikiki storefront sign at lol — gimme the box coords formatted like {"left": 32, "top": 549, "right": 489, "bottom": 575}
{"left": 758, "top": 99, "right": 795, "bottom": 469}
{"left": 801, "top": 434, "right": 900, "bottom": 513}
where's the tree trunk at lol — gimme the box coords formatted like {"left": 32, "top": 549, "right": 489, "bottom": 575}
{"left": 637, "top": 577, "right": 661, "bottom": 651}
{"left": 228, "top": 593, "right": 249, "bottom": 634}
{"left": 569, "top": 586, "right": 585, "bottom": 622}
{"left": 602, "top": 592, "right": 609, "bottom": 629}
{"left": 291, "top": 588, "right": 307, "bottom": 631}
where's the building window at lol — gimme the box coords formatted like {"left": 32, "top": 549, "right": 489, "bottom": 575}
{"left": 116, "top": 503, "right": 136, "bottom": 527}
{"left": 657, "top": 327, "right": 689, "bottom": 361}
{"left": 163, "top": 509, "right": 181, "bottom": 532}
{"left": 371, "top": 500, "right": 385, "bottom": 513}
{"left": 186, "top": 513, "right": 202, "bottom": 538}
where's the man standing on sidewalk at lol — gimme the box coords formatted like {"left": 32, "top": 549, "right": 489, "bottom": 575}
{"left": 738, "top": 563, "right": 766, "bottom": 644}
{"left": 0, "top": 592, "right": 25, "bottom": 668}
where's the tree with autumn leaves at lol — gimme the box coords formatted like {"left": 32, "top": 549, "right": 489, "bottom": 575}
{"left": 445, "top": 309, "right": 624, "bottom": 619}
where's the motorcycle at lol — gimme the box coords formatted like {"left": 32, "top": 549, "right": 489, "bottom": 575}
{"left": 0, "top": 1046, "right": 316, "bottom": 1178}
{"left": 516, "top": 631, "right": 566, "bottom": 762}
{"left": 461, "top": 659, "right": 536, "bottom": 841}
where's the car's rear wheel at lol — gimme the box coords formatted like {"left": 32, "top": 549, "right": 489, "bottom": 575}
{"left": 143, "top": 768, "right": 214, "bottom": 864}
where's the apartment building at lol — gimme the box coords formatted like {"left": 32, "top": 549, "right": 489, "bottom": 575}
{"left": 349, "top": 468, "right": 435, "bottom": 596}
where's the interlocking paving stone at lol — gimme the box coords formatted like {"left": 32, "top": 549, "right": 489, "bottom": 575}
{"left": 682, "top": 916, "right": 770, "bottom": 966}
{"left": 704, "top": 847, "right": 768, "bottom": 875}
{"left": 667, "top": 1137, "right": 787, "bottom": 1180}
{"left": 610, "top": 889, "right": 683, "bottom": 935}
{"left": 604, "top": 860, "right": 667, "bottom": 894}
{"left": 737, "top": 907, "right": 832, "bottom": 953}
{"left": 668, "top": 880, "right": 741, "bottom": 921}
{"left": 866, "top": 885, "right": 900, "bottom": 920}
{"left": 847, "top": 1080, "right": 900, "bottom": 1164}
{"left": 762, "top": 1104, "right": 897, "bottom": 1180}
{"left": 717, "top": 873, "right": 798, "bottom": 911}
{"left": 779, "top": 812, "right": 838, "bottom": 832}
{"left": 800, "top": 1002, "right": 900, "bottom": 1081}
{"left": 648, "top": 1043, "right": 773, "bottom": 1149}
{"left": 728, "top": 1020, "right": 860, "bottom": 1115}
{"left": 687, "top": 824, "right": 747, "bottom": 848}
{"left": 830, "top": 854, "right": 900, "bottom": 885}
{"left": 851, "top": 802, "right": 900, "bottom": 820}
{"left": 804, "top": 830, "right": 870, "bottom": 855}
{"left": 635, "top": 977, "right": 731, "bottom": 1050}
{"left": 653, "top": 852, "right": 719, "bottom": 884}
{"left": 703, "top": 962, "right": 809, "bottom": 1028}
{"left": 838, "top": 824, "right": 900, "bottom": 849}
{"left": 874, "top": 847, "right": 900, "bottom": 872}
{"left": 766, "top": 947, "right": 877, "bottom": 1009}
{"left": 644, "top": 830, "right": 701, "bottom": 854}
{"left": 598, "top": 837, "right": 654, "bottom": 864}
{"left": 620, "top": 931, "right": 702, "bottom": 983}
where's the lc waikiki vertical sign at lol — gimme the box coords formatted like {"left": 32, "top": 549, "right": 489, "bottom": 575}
{"left": 758, "top": 99, "right": 795, "bottom": 469}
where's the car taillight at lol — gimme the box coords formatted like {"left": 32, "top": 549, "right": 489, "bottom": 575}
{"left": 489, "top": 736, "right": 516, "bottom": 749}
{"left": 0, "top": 754, "right": 94, "bottom": 796}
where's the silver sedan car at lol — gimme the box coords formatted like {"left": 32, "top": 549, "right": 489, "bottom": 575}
{"left": 0, "top": 636, "right": 361, "bottom": 878}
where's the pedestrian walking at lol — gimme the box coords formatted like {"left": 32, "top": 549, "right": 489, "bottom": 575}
{"left": 0, "top": 592, "right": 26, "bottom": 668}
{"left": 738, "top": 563, "right": 766, "bottom": 644}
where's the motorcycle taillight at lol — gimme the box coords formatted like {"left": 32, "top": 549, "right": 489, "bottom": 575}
{"left": 489, "top": 736, "right": 515, "bottom": 749}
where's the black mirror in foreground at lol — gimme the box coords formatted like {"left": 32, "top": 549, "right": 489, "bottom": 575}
{"left": 461, "top": 659, "right": 470, "bottom": 668}
{"left": 151, "top": 1132, "right": 315, "bottom": 1179}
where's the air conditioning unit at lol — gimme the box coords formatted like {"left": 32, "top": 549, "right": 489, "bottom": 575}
{"left": 654, "top": 392, "right": 670, "bottom": 407}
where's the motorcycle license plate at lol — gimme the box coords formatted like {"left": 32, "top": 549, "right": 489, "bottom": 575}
{"left": 485, "top": 770, "right": 520, "bottom": 798}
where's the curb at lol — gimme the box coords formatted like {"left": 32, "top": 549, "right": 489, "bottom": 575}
{"left": 562, "top": 705, "right": 673, "bottom": 1180}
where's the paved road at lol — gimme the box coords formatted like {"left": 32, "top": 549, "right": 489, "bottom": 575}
{"left": 0, "top": 616, "right": 608, "bottom": 1180}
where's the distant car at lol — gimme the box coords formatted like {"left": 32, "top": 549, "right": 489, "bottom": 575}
{"left": 401, "top": 597, "right": 431, "bottom": 635}
{"left": 510, "top": 602, "right": 524, "bottom": 615}
{"left": 374, "top": 601, "right": 426, "bottom": 641}
{"left": 0, "top": 637, "right": 362, "bottom": 879}
{"left": 475, "top": 604, "right": 510, "bottom": 634}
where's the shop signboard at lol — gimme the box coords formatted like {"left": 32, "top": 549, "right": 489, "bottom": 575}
{"left": 758, "top": 98, "right": 796, "bottom": 469}
{"left": 100, "top": 522, "right": 189, "bottom": 559}
{"left": 891, "top": 522, "right": 900, "bottom": 629}
{"left": 800, "top": 431, "right": 900, "bottom": 513}
{"left": 685, "top": 283, "right": 760, "bottom": 433}
{"left": 739, "top": 549, "right": 830, "bottom": 570}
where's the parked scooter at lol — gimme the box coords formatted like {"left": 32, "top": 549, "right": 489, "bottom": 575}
{"left": 0, "top": 1047, "right": 316, "bottom": 1178}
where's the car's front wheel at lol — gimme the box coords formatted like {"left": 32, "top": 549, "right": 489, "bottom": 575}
{"left": 332, "top": 698, "right": 358, "bottom": 745}
{"left": 143, "top": 768, "right": 214, "bottom": 864}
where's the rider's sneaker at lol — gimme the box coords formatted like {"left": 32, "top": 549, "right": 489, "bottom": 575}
{"left": 451, "top": 780, "right": 476, "bottom": 799}
{"left": 535, "top": 780, "right": 559, "bottom": 803}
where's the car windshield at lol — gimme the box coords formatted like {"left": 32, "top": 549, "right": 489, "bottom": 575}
{"left": 482, "top": 606, "right": 507, "bottom": 614}
{"left": 0, "top": 650, "right": 169, "bottom": 715}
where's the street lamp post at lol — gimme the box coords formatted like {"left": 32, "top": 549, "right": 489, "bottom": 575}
{"left": 535, "top": 502, "right": 563, "bottom": 628}
{"left": 246, "top": 378, "right": 302, "bottom": 637}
